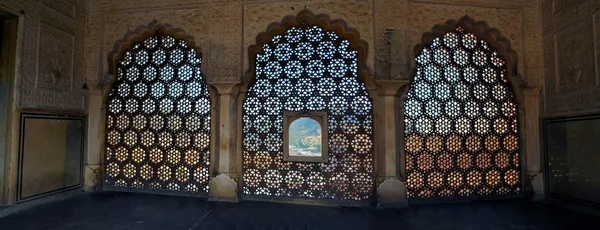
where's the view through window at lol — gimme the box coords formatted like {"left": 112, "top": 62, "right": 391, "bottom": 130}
{"left": 288, "top": 117, "right": 322, "bottom": 157}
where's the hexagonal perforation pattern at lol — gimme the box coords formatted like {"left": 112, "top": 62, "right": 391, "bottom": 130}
{"left": 243, "top": 22, "right": 374, "bottom": 201}
{"left": 405, "top": 27, "right": 521, "bottom": 201}
{"left": 104, "top": 30, "right": 211, "bottom": 195}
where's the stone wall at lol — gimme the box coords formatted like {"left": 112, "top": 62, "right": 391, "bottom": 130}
{"left": 87, "top": 0, "right": 542, "bottom": 85}
{"left": 0, "top": 0, "right": 86, "bottom": 210}
{"left": 542, "top": 0, "right": 600, "bottom": 116}
{"left": 541, "top": 0, "right": 600, "bottom": 207}
{"left": 0, "top": 0, "right": 86, "bottom": 112}
{"left": 85, "top": 0, "right": 545, "bottom": 204}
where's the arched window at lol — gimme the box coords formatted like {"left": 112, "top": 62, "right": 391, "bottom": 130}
{"left": 405, "top": 27, "right": 521, "bottom": 202}
{"left": 243, "top": 21, "right": 374, "bottom": 201}
{"left": 104, "top": 30, "right": 211, "bottom": 195}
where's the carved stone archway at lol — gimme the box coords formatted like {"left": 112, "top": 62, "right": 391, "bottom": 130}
{"left": 399, "top": 16, "right": 538, "bottom": 204}
{"left": 107, "top": 20, "right": 202, "bottom": 77}
{"left": 413, "top": 16, "right": 526, "bottom": 102}
{"left": 245, "top": 9, "right": 375, "bottom": 92}
{"left": 239, "top": 9, "right": 377, "bottom": 205}
{"left": 100, "top": 21, "right": 216, "bottom": 196}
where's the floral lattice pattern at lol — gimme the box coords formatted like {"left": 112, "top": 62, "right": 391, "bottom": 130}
{"left": 243, "top": 22, "right": 374, "bottom": 201}
{"left": 104, "top": 30, "right": 211, "bottom": 194}
{"left": 405, "top": 27, "right": 521, "bottom": 201}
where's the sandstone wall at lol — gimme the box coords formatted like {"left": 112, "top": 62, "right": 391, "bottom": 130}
{"left": 87, "top": 0, "right": 542, "bottom": 86}
{"left": 542, "top": 0, "right": 600, "bottom": 116}
{"left": 0, "top": 0, "right": 86, "bottom": 112}
{"left": 0, "top": 0, "right": 86, "bottom": 209}
{"left": 83, "top": 0, "right": 545, "bottom": 201}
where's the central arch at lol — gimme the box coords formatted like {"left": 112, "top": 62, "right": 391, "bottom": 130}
{"left": 241, "top": 10, "right": 375, "bottom": 203}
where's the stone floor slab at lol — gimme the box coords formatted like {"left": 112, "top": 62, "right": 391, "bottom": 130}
{"left": 0, "top": 192, "right": 598, "bottom": 230}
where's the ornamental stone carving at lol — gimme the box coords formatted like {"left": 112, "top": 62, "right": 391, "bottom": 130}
{"left": 38, "top": 23, "right": 74, "bottom": 91}
{"left": 88, "top": 0, "right": 543, "bottom": 89}
{"left": 542, "top": 0, "right": 600, "bottom": 115}
{"left": 0, "top": 0, "right": 86, "bottom": 112}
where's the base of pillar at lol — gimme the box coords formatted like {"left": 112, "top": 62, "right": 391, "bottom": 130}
{"left": 376, "top": 178, "right": 409, "bottom": 208}
{"left": 529, "top": 172, "right": 545, "bottom": 201}
{"left": 208, "top": 173, "right": 239, "bottom": 202}
{"left": 82, "top": 186, "right": 97, "bottom": 192}
{"left": 83, "top": 164, "right": 101, "bottom": 191}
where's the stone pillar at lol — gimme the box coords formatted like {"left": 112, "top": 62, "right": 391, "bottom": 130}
{"left": 523, "top": 86, "right": 544, "bottom": 200}
{"left": 0, "top": 17, "right": 18, "bottom": 205}
{"left": 208, "top": 82, "right": 239, "bottom": 202}
{"left": 374, "top": 80, "right": 410, "bottom": 208}
{"left": 84, "top": 85, "right": 104, "bottom": 191}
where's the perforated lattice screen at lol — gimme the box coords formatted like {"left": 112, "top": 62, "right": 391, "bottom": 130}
{"left": 104, "top": 30, "right": 211, "bottom": 194}
{"left": 243, "top": 22, "right": 374, "bottom": 201}
{"left": 405, "top": 27, "right": 521, "bottom": 201}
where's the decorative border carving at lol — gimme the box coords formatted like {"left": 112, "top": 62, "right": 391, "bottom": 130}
{"left": 414, "top": 16, "right": 525, "bottom": 97}
{"left": 106, "top": 20, "right": 203, "bottom": 76}
{"left": 246, "top": 9, "right": 374, "bottom": 89}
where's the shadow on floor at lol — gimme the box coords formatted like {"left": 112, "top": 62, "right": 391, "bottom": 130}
{"left": 0, "top": 192, "right": 597, "bottom": 230}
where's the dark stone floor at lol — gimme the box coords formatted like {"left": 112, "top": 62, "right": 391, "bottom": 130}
{"left": 0, "top": 192, "right": 598, "bottom": 230}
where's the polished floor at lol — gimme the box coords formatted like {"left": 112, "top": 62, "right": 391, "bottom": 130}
{"left": 0, "top": 192, "right": 597, "bottom": 230}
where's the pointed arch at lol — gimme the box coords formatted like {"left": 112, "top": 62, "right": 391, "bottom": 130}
{"left": 246, "top": 9, "right": 374, "bottom": 90}
{"left": 241, "top": 10, "right": 375, "bottom": 203}
{"left": 413, "top": 16, "right": 525, "bottom": 102}
{"left": 107, "top": 20, "right": 203, "bottom": 76}
{"left": 103, "top": 22, "right": 212, "bottom": 195}
{"left": 404, "top": 17, "right": 523, "bottom": 203}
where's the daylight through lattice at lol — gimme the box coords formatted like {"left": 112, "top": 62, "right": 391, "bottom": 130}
{"left": 104, "top": 30, "right": 211, "bottom": 194}
{"left": 405, "top": 27, "right": 521, "bottom": 201}
{"left": 243, "top": 22, "right": 374, "bottom": 201}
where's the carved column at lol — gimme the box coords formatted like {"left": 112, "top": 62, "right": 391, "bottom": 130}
{"left": 208, "top": 82, "right": 239, "bottom": 202}
{"left": 374, "top": 79, "right": 410, "bottom": 208}
{"left": 523, "top": 86, "right": 544, "bottom": 200}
